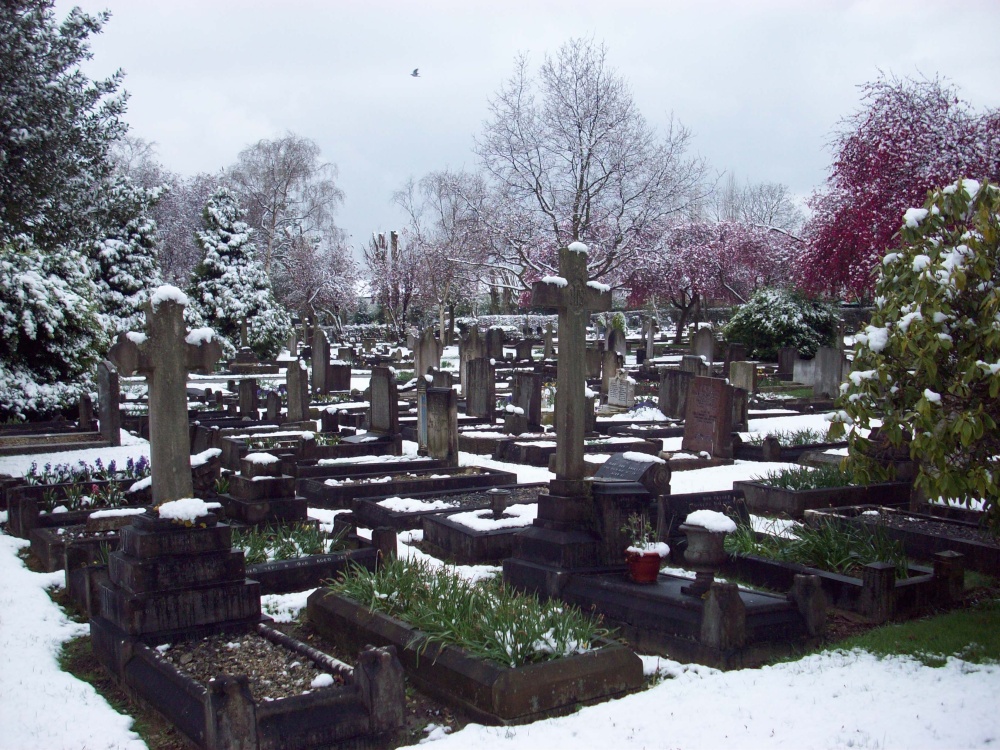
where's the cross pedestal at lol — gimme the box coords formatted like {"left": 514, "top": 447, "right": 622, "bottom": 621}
{"left": 505, "top": 244, "right": 611, "bottom": 589}
{"left": 109, "top": 290, "right": 222, "bottom": 505}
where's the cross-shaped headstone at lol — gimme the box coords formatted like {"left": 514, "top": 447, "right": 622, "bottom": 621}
{"left": 108, "top": 287, "right": 222, "bottom": 505}
{"left": 531, "top": 243, "right": 611, "bottom": 496}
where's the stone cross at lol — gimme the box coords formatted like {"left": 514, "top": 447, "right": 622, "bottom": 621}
{"left": 108, "top": 288, "right": 222, "bottom": 505}
{"left": 531, "top": 244, "right": 611, "bottom": 496}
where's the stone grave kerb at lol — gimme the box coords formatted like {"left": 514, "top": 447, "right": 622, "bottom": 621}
{"left": 108, "top": 288, "right": 222, "bottom": 504}
{"left": 531, "top": 244, "right": 611, "bottom": 498}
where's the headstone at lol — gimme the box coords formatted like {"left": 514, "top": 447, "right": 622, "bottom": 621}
{"left": 608, "top": 328, "right": 627, "bottom": 358}
{"left": 529, "top": 243, "right": 611, "bottom": 496}
{"left": 465, "top": 357, "right": 496, "bottom": 421}
{"left": 485, "top": 327, "right": 505, "bottom": 360}
{"left": 729, "top": 361, "right": 757, "bottom": 394}
{"left": 601, "top": 349, "right": 621, "bottom": 400}
{"left": 514, "top": 339, "right": 534, "bottom": 362}
{"left": 414, "top": 327, "right": 442, "bottom": 378}
{"left": 426, "top": 387, "right": 459, "bottom": 466}
{"left": 239, "top": 379, "right": 258, "bottom": 417}
{"left": 97, "top": 360, "right": 122, "bottom": 446}
{"left": 239, "top": 317, "right": 249, "bottom": 348}
{"left": 363, "top": 337, "right": 376, "bottom": 352}
{"left": 658, "top": 370, "right": 692, "bottom": 419}
{"left": 337, "top": 346, "right": 353, "bottom": 362}
{"left": 732, "top": 386, "right": 749, "bottom": 432}
{"left": 415, "top": 378, "right": 429, "bottom": 453}
{"left": 286, "top": 359, "right": 310, "bottom": 423}
{"left": 312, "top": 328, "right": 330, "bottom": 395}
{"left": 286, "top": 329, "right": 298, "bottom": 356}
{"left": 327, "top": 361, "right": 352, "bottom": 391}
{"left": 78, "top": 392, "right": 94, "bottom": 429}
{"left": 722, "top": 342, "right": 747, "bottom": 376}
{"left": 644, "top": 318, "right": 657, "bottom": 357}
{"left": 681, "top": 377, "right": 734, "bottom": 459}
{"left": 813, "top": 346, "right": 849, "bottom": 398}
{"left": 107, "top": 287, "right": 222, "bottom": 504}
{"left": 510, "top": 372, "right": 542, "bottom": 430}
{"left": 367, "top": 366, "right": 399, "bottom": 437}
{"left": 778, "top": 347, "right": 798, "bottom": 377}
{"left": 431, "top": 369, "right": 454, "bottom": 389}
{"left": 681, "top": 354, "right": 710, "bottom": 377}
{"left": 459, "top": 326, "right": 487, "bottom": 397}
{"left": 691, "top": 327, "right": 715, "bottom": 364}
{"left": 585, "top": 346, "right": 603, "bottom": 379}
{"left": 265, "top": 390, "right": 281, "bottom": 421}
{"left": 607, "top": 371, "right": 635, "bottom": 409}
{"left": 543, "top": 322, "right": 555, "bottom": 359}
{"left": 594, "top": 453, "right": 671, "bottom": 496}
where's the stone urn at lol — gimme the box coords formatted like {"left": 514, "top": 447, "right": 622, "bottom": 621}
{"left": 487, "top": 488, "right": 511, "bottom": 520}
{"left": 678, "top": 522, "right": 729, "bottom": 596}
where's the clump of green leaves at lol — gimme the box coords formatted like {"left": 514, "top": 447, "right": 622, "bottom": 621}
{"left": 754, "top": 464, "right": 855, "bottom": 491}
{"left": 723, "top": 288, "right": 839, "bottom": 360}
{"left": 725, "top": 519, "right": 909, "bottom": 578}
{"left": 745, "top": 428, "right": 829, "bottom": 447}
{"left": 830, "top": 180, "right": 1000, "bottom": 532}
{"left": 232, "top": 523, "right": 348, "bottom": 565}
{"left": 329, "top": 558, "right": 612, "bottom": 668}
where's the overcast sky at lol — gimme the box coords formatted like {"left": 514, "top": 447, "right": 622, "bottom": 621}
{"left": 56, "top": 0, "right": 1000, "bottom": 254}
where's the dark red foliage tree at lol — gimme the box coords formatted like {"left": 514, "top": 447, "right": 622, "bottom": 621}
{"left": 801, "top": 75, "right": 1000, "bottom": 300}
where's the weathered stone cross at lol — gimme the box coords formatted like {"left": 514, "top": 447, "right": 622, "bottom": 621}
{"left": 531, "top": 243, "right": 611, "bottom": 498}
{"left": 108, "top": 286, "right": 222, "bottom": 505}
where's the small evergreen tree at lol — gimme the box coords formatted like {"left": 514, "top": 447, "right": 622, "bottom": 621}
{"left": 831, "top": 179, "right": 1000, "bottom": 531}
{"left": 187, "top": 188, "right": 290, "bottom": 359}
{"left": 723, "top": 288, "right": 838, "bottom": 360}
{"left": 89, "top": 177, "right": 164, "bottom": 336}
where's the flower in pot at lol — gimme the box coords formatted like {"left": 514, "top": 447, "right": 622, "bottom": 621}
{"left": 679, "top": 509, "right": 736, "bottom": 596}
{"left": 621, "top": 512, "right": 669, "bottom": 584}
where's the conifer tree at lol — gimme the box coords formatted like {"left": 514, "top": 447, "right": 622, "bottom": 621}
{"left": 188, "top": 188, "right": 290, "bottom": 359}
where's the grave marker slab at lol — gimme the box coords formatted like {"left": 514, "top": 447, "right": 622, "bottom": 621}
{"left": 97, "top": 359, "right": 122, "bottom": 447}
{"left": 607, "top": 371, "right": 635, "bottom": 409}
{"left": 312, "top": 328, "right": 330, "bottom": 395}
{"left": 465, "top": 357, "right": 496, "bottom": 421}
{"left": 691, "top": 328, "right": 716, "bottom": 363}
{"left": 681, "top": 377, "right": 734, "bottom": 459}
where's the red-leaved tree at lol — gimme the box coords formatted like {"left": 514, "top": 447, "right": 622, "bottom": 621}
{"left": 801, "top": 75, "right": 1000, "bottom": 300}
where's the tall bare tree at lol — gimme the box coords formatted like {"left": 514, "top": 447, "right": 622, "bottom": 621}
{"left": 395, "top": 169, "right": 489, "bottom": 338}
{"left": 475, "top": 37, "right": 708, "bottom": 284}
{"left": 710, "top": 174, "right": 805, "bottom": 234}
{"left": 226, "top": 132, "right": 344, "bottom": 275}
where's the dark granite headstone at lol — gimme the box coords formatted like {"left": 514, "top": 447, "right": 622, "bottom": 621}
{"left": 97, "top": 359, "right": 122, "bottom": 446}
{"left": 658, "top": 370, "right": 693, "bottom": 420}
{"left": 681, "top": 377, "right": 734, "bottom": 459}
{"left": 465, "top": 357, "right": 496, "bottom": 421}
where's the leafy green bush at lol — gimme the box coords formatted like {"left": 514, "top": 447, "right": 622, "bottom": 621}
{"left": 830, "top": 179, "right": 1000, "bottom": 531}
{"left": 723, "top": 288, "right": 838, "bottom": 360}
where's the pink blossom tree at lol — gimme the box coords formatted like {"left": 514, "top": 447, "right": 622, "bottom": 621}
{"left": 801, "top": 75, "right": 1000, "bottom": 300}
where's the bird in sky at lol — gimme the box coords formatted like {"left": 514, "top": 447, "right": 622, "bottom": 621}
{"left": 411, "top": 68, "right": 420, "bottom": 77}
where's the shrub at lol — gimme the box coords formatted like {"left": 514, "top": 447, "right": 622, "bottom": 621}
{"left": 830, "top": 179, "right": 1000, "bottom": 532}
{"left": 723, "top": 288, "right": 838, "bottom": 360}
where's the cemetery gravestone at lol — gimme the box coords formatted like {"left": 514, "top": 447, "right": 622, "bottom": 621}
{"left": 459, "top": 326, "right": 487, "bottom": 397}
{"left": 601, "top": 349, "right": 621, "bottom": 400}
{"left": 691, "top": 327, "right": 716, "bottom": 364}
{"left": 813, "top": 346, "right": 849, "bottom": 398}
{"left": 465, "top": 357, "right": 496, "bottom": 421}
{"left": 681, "top": 377, "right": 734, "bottom": 459}
{"left": 585, "top": 345, "right": 603, "bottom": 380}
{"left": 97, "top": 359, "right": 122, "bottom": 447}
{"left": 367, "top": 366, "right": 399, "bottom": 438}
{"left": 543, "top": 322, "right": 555, "bottom": 359}
{"left": 729, "top": 361, "right": 757, "bottom": 394}
{"left": 426, "top": 387, "right": 459, "bottom": 466}
{"left": 658, "top": 370, "right": 693, "bottom": 419}
{"left": 327, "top": 361, "right": 352, "bottom": 391}
{"left": 681, "top": 354, "right": 710, "bottom": 377}
{"left": 723, "top": 343, "right": 747, "bottom": 376}
{"left": 239, "top": 378, "right": 258, "bottom": 417}
{"left": 511, "top": 372, "right": 543, "bottom": 431}
{"left": 414, "top": 327, "right": 442, "bottom": 378}
{"left": 312, "top": 328, "right": 331, "bottom": 395}
{"left": 107, "top": 287, "right": 222, "bottom": 504}
{"left": 486, "top": 327, "right": 505, "bottom": 360}
{"left": 608, "top": 328, "right": 627, "bottom": 358}
{"left": 286, "top": 360, "right": 310, "bottom": 423}
{"left": 778, "top": 347, "right": 798, "bottom": 378}
{"left": 607, "top": 371, "right": 635, "bottom": 409}
{"left": 265, "top": 390, "right": 281, "bottom": 421}
{"left": 515, "top": 339, "right": 534, "bottom": 362}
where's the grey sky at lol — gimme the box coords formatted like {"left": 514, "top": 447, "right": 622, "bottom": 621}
{"left": 58, "top": 0, "right": 1000, "bottom": 254}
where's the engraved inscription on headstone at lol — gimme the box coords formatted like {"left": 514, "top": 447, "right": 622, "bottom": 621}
{"left": 681, "top": 376, "right": 734, "bottom": 459}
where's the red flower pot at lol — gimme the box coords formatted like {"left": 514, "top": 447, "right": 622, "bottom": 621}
{"left": 625, "top": 550, "right": 662, "bottom": 584}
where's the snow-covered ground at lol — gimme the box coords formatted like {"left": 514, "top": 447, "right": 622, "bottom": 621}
{"left": 1, "top": 413, "right": 997, "bottom": 749}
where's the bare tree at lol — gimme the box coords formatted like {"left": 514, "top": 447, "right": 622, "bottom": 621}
{"left": 475, "top": 37, "right": 708, "bottom": 284}
{"left": 276, "top": 229, "right": 358, "bottom": 324}
{"left": 711, "top": 174, "right": 805, "bottom": 234}
{"left": 225, "top": 132, "right": 344, "bottom": 275}
{"left": 362, "top": 231, "right": 422, "bottom": 339}
{"left": 395, "top": 169, "right": 489, "bottom": 338}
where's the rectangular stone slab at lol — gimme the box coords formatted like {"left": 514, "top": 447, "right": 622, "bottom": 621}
{"left": 120, "top": 521, "right": 232, "bottom": 558}
{"left": 108, "top": 549, "right": 247, "bottom": 594}
{"left": 99, "top": 578, "right": 261, "bottom": 635}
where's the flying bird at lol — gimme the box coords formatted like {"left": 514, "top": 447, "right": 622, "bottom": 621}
{"left": 411, "top": 68, "right": 420, "bottom": 77}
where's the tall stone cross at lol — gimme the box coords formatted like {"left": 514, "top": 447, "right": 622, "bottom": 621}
{"left": 108, "top": 287, "right": 222, "bottom": 505}
{"left": 531, "top": 243, "right": 611, "bottom": 497}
